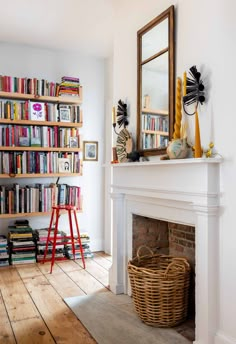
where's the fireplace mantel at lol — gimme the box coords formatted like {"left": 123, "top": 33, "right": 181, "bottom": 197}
{"left": 109, "top": 158, "right": 222, "bottom": 344}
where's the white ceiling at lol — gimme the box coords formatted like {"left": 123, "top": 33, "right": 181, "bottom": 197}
{"left": 0, "top": 0, "right": 114, "bottom": 58}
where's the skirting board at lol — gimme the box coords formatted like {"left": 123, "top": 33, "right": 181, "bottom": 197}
{"left": 215, "top": 331, "right": 236, "bottom": 344}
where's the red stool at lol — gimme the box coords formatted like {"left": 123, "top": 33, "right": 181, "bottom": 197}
{"left": 43, "top": 205, "right": 86, "bottom": 273}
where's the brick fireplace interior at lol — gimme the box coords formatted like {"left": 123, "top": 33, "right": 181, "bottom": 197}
{"left": 132, "top": 215, "right": 195, "bottom": 341}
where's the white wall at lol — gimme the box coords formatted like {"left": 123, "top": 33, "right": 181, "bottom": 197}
{"left": 0, "top": 42, "right": 105, "bottom": 251}
{"left": 112, "top": 0, "right": 236, "bottom": 342}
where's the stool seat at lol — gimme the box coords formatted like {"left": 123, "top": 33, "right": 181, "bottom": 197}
{"left": 42, "top": 204, "right": 86, "bottom": 273}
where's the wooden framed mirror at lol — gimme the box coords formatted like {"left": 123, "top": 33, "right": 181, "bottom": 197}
{"left": 137, "top": 6, "right": 175, "bottom": 156}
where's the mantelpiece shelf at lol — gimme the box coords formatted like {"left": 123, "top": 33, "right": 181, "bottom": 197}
{"left": 0, "top": 209, "right": 82, "bottom": 219}
{"left": 0, "top": 88, "right": 83, "bottom": 104}
{"left": 142, "top": 108, "right": 168, "bottom": 116}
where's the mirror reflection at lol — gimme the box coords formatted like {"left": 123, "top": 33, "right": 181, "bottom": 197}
{"left": 137, "top": 6, "right": 175, "bottom": 156}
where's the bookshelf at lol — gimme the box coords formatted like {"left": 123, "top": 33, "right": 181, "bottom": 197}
{"left": 0, "top": 86, "right": 83, "bottom": 218}
{"left": 141, "top": 108, "right": 169, "bottom": 149}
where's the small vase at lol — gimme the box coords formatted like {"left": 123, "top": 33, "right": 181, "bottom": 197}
{"left": 167, "top": 138, "right": 189, "bottom": 159}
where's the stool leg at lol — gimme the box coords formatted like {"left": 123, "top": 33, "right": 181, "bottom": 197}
{"left": 73, "top": 209, "right": 85, "bottom": 269}
{"left": 68, "top": 208, "right": 75, "bottom": 260}
{"left": 43, "top": 208, "right": 55, "bottom": 264}
{"left": 50, "top": 207, "right": 60, "bottom": 273}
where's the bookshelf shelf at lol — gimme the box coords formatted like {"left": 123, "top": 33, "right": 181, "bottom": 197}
{"left": 142, "top": 108, "right": 168, "bottom": 116}
{"left": 0, "top": 118, "right": 82, "bottom": 128}
{"left": 0, "top": 146, "right": 82, "bottom": 152}
{"left": 0, "top": 173, "right": 83, "bottom": 178}
{"left": 0, "top": 209, "right": 82, "bottom": 219}
{"left": 0, "top": 87, "right": 83, "bottom": 105}
{"left": 142, "top": 129, "right": 169, "bottom": 136}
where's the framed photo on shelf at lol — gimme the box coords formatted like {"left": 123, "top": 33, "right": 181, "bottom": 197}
{"left": 83, "top": 141, "right": 98, "bottom": 161}
{"left": 69, "top": 136, "right": 79, "bottom": 148}
{"left": 58, "top": 158, "right": 71, "bottom": 173}
{"left": 59, "top": 105, "right": 71, "bottom": 122}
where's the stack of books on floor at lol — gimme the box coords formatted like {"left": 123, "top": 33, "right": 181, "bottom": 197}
{"left": 35, "top": 227, "right": 66, "bottom": 262}
{"left": 8, "top": 220, "right": 36, "bottom": 265}
{"left": 65, "top": 232, "right": 93, "bottom": 259}
{"left": 58, "top": 76, "right": 80, "bottom": 97}
{"left": 0, "top": 235, "right": 9, "bottom": 267}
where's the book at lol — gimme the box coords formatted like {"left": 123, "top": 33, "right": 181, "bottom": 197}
{"left": 30, "top": 102, "right": 45, "bottom": 121}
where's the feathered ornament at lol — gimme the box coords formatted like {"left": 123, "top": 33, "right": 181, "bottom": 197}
{"left": 117, "top": 99, "right": 129, "bottom": 128}
{"left": 183, "top": 65, "right": 205, "bottom": 116}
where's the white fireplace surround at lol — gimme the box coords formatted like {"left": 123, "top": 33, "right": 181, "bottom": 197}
{"left": 109, "top": 158, "right": 222, "bottom": 344}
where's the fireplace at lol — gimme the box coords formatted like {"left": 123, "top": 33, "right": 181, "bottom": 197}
{"left": 109, "top": 158, "right": 221, "bottom": 344}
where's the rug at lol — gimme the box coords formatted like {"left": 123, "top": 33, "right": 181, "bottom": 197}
{"left": 64, "top": 291, "right": 191, "bottom": 344}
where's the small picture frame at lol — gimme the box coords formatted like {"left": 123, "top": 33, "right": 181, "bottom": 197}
{"left": 59, "top": 105, "right": 71, "bottom": 122}
{"left": 83, "top": 141, "right": 98, "bottom": 161}
{"left": 58, "top": 158, "right": 71, "bottom": 173}
{"left": 69, "top": 136, "right": 79, "bottom": 148}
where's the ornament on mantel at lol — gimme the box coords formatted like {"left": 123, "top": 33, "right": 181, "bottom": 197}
{"left": 183, "top": 65, "right": 205, "bottom": 158}
{"left": 166, "top": 77, "right": 190, "bottom": 160}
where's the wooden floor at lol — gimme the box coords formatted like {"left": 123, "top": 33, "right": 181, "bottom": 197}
{"left": 0, "top": 252, "right": 112, "bottom": 344}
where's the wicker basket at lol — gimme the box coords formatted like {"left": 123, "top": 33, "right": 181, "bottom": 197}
{"left": 128, "top": 246, "right": 191, "bottom": 327}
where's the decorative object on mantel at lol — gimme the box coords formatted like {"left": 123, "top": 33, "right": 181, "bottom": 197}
{"left": 116, "top": 128, "right": 133, "bottom": 162}
{"left": 167, "top": 137, "right": 189, "bottom": 159}
{"left": 183, "top": 65, "right": 205, "bottom": 158}
{"left": 165, "top": 77, "right": 190, "bottom": 160}
{"left": 112, "top": 99, "right": 140, "bottom": 163}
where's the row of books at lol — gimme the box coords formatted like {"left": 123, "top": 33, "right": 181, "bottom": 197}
{"left": 0, "top": 75, "right": 59, "bottom": 96}
{"left": 0, "top": 75, "right": 81, "bottom": 98}
{"left": 0, "top": 100, "right": 82, "bottom": 123}
{"left": 0, "top": 125, "right": 81, "bottom": 148}
{"left": 0, "top": 183, "right": 81, "bottom": 214}
{"left": 0, "top": 151, "right": 82, "bottom": 175}
{"left": 142, "top": 132, "right": 169, "bottom": 149}
{"left": 0, "top": 221, "right": 92, "bottom": 266}
{"left": 142, "top": 114, "right": 169, "bottom": 132}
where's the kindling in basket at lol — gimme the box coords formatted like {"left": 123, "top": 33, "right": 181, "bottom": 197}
{"left": 127, "top": 246, "right": 191, "bottom": 328}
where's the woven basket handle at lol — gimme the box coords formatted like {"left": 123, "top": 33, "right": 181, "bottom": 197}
{"left": 136, "top": 245, "right": 153, "bottom": 259}
{"left": 164, "top": 258, "right": 190, "bottom": 277}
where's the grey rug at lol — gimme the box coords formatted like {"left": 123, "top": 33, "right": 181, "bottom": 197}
{"left": 64, "top": 291, "right": 191, "bottom": 344}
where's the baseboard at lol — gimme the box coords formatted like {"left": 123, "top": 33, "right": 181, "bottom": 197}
{"left": 215, "top": 331, "right": 236, "bottom": 344}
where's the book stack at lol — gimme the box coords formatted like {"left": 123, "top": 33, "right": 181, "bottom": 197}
{"left": 8, "top": 220, "right": 36, "bottom": 265}
{"left": 65, "top": 232, "right": 93, "bottom": 260}
{"left": 58, "top": 76, "right": 80, "bottom": 97}
{"left": 0, "top": 235, "right": 9, "bottom": 267}
{"left": 35, "top": 227, "right": 66, "bottom": 262}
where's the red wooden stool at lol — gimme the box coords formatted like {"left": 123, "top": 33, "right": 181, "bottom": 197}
{"left": 42, "top": 205, "right": 86, "bottom": 273}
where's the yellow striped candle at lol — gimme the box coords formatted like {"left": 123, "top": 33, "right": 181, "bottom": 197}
{"left": 173, "top": 77, "right": 182, "bottom": 139}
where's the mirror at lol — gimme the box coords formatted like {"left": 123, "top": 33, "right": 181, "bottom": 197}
{"left": 137, "top": 6, "right": 175, "bottom": 156}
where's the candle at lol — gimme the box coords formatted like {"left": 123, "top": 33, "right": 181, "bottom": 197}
{"left": 173, "top": 77, "right": 182, "bottom": 139}
{"left": 183, "top": 71, "right": 187, "bottom": 96}
{"left": 112, "top": 106, "right": 116, "bottom": 124}
{"left": 194, "top": 107, "right": 202, "bottom": 158}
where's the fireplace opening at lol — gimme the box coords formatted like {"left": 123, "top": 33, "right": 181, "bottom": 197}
{"left": 132, "top": 214, "right": 195, "bottom": 342}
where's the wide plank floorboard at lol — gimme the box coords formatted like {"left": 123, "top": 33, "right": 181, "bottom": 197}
{"left": 0, "top": 253, "right": 111, "bottom": 343}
